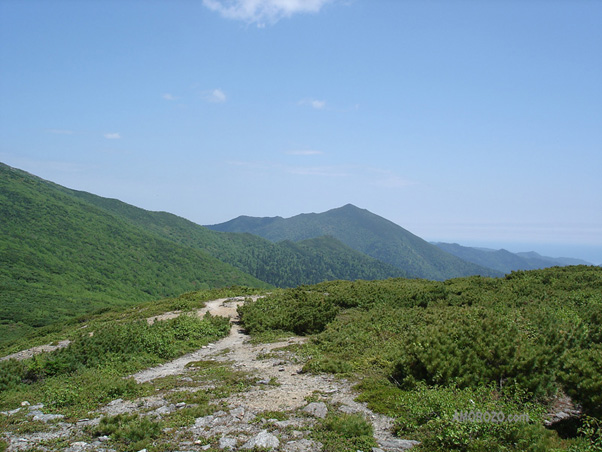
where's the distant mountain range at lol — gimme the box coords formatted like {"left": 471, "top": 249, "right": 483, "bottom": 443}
{"left": 433, "top": 242, "right": 592, "bottom": 274}
{"left": 1, "top": 161, "right": 592, "bottom": 343}
{"left": 206, "top": 204, "right": 502, "bottom": 280}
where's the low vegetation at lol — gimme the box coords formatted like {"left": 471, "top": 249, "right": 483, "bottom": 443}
{"left": 0, "top": 289, "right": 238, "bottom": 419}
{"left": 238, "top": 266, "right": 602, "bottom": 451}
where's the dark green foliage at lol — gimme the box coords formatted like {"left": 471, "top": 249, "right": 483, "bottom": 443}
{"left": 207, "top": 203, "right": 503, "bottom": 280}
{"left": 238, "top": 266, "right": 602, "bottom": 450}
{"left": 69, "top": 189, "right": 410, "bottom": 287}
{"left": 559, "top": 344, "right": 602, "bottom": 417}
{"left": 91, "top": 413, "right": 162, "bottom": 452}
{"left": 573, "top": 416, "right": 602, "bottom": 451}
{"left": 321, "top": 412, "right": 374, "bottom": 438}
{"left": 314, "top": 413, "right": 377, "bottom": 452}
{"left": 238, "top": 289, "right": 338, "bottom": 335}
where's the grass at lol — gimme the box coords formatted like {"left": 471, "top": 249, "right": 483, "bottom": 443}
{"left": 312, "top": 412, "right": 377, "bottom": 452}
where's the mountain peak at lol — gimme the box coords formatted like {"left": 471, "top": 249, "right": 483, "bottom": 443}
{"left": 208, "top": 205, "right": 502, "bottom": 280}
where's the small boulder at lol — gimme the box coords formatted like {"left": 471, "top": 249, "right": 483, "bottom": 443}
{"left": 302, "top": 402, "right": 328, "bottom": 419}
{"left": 242, "top": 430, "right": 279, "bottom": 450}
{"left": 283, "top": 438, "right": 323, "bottom": 452}
{"left": 219, "top": 436, "right": 238, "bottom": 450}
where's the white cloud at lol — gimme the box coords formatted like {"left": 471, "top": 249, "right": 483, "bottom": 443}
{"left": 203, "top": 0, "right": 332, "bottom": 26}
{"left": 162, "top": 93, "right": 177, "bottom": 101}
{"left": 104, "top": 133, "right": 121, "bottom": 139}
{"left": 299, "top": 98, "right": 326, "bottom": 109}
{"left": 286, "top": 150, "right": 323, "bottom": 155}
{"left": 202, "top": 89, "right": 227, "bottom": 103}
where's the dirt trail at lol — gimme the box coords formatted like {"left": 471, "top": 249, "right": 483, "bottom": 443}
{"left": 131, "top": 296, "right": 418, "bottom": 450}
{"left": 1, "top": 296, "right": 418, "bottom": 451}
{"left": 0, "top": 340, "right": 71, "bottom": 362}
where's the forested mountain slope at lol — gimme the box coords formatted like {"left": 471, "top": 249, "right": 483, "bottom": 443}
{"left": 207, "top": 204, "right": 502, "bottom": 280}
{"left": 0, "top": 163, "right": 409, "bottom": 343}
{"left": 0, "top": 163, "right": 268, "bottom": 343}
{"left": 66, "top": 188, "right": 408, "bottom": 286}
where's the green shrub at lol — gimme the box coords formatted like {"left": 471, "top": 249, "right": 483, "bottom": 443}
{"left": 238, "top": 289, "right": 338, "bottom": 335}
{"left": 314, "top": 412, "right": 377, "bottom": 452}
{"left": 0, "top": 359, "right": 27, "bottom": 392}
{"left": 322, "top": 413, "right": 374, "bottom": 438}
{"left": 559, "top": 344, "right": 602, "bottom": 417}
{"left": 91, "top": 413, "right": 162, "bottom": 452}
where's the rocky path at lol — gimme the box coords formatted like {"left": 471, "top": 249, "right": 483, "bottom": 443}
{"left": 1, "top": 296, "right": 419, "bottom": 452}
{"left": 0, "top": 340, "right": 71, "bottom": 362}
{"left": 131, "top": 296, "right": 418, "bottom": 451}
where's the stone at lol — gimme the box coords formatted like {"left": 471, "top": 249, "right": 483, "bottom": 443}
{"left": 283, "top": 438, "right": 323, "bottom": 452}
{"left": 176, "top": 402, "right": 187, "bottom": 408}
{"left": 195, "top": 415, "right": 216, "bottom": 428}
{"left": 32, "top": 413, "right": 65, "bottom": 423}
{"left": 242, "top": 430, "right": 279, "bottom": 450}
{"left": 230, "top": 406, "right": 245, "bottom": 419}
{"left": 378, "top": 439, "right": 421, "bottom": 450}
{"left": 302, "top": 402, "right": 328, "bottom": 419}
{"left": 219, "top": 436, "right": 238, "bottom": 450}
{"left": 339, "top": 404, "right": 359, "bottom": 414}
{"left": 21, "top": 401, "right": 30, "bottom": 406}
{"left": 154, "top": 404, "right": 175, "bottom": 415}
{"left": 98, "top": 436, "right": 110, "bottom": 442}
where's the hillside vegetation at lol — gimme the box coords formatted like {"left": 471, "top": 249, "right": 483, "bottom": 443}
{"left": 207, "top": 204, "right": 503, "bottom": 280}
{"left": 238, "top": 266, "right": 602, "bottom": 451}
{"left": 66, "top": 189, "right": 408, "bottom": 286}
{"left": 0, "top": 163, "right": 269, "bottom": 343}
{"left": 1, "top": 163, "right": 409, "bottom": 344}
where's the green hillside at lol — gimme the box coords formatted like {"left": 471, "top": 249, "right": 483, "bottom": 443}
{"left": 65, "top": 189, "right": 407, "bottom": 287}
{"left": 434, "top": 242, "right": 592, "bottom": 273}
{"left": 0, "top": 163, "right": 269, "bottom": 343}
{"left": 207, "top": 204, "right": 503, "bottom": 280}
{"left": 1, "top": 164, "right": 412, "bottom": 343}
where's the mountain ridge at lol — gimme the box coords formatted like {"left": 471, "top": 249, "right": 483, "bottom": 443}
{"left": 434, "top": 242, "right": 592, "bottom": 274}
{"left": 207, "top": 204, "right": 503, "bottom": 280}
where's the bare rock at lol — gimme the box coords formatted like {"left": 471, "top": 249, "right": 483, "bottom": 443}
{"left": 241, "top": 430, "right": 280, "bottom": 450}
{"left": 283, "top": 438, "right": 323, "bottom": 452}
{"left": 378, "top": 438, "right": 421, "bottom": 450}
{"left": 302, "top": 402, "right": 328, "bottom": 419}
{"left": 219, "top": 436, "right": 238, "bottom": 449}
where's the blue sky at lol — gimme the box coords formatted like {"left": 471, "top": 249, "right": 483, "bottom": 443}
{"left": 1, "top": 0, "right": 601, "bottom": 263}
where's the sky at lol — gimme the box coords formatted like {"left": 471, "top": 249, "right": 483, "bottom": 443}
{"left": 1, "top": 0, "right": 601, "bottom": 264}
